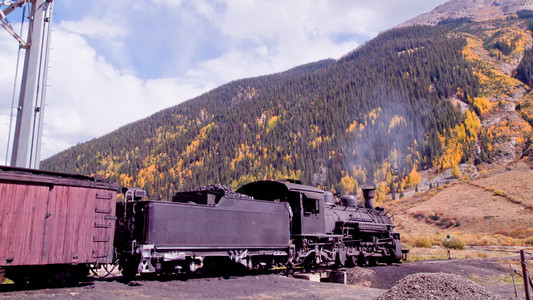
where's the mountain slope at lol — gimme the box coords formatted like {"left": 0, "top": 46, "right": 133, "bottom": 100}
{"left": 384, "top": 3, "right": 533, "bottom": 247}
{"left": 399, "top": 0, "right": 533, "bottom": 27}
{"left": 42, "top": 1, "right": 533, "bottom": 210}
{"left": 42, "top": 25, "right": 479, "bottom": 199}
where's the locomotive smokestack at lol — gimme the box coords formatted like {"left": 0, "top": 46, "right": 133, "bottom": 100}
{"left": 362, "top": 186, "right": 376, "bottom": 209}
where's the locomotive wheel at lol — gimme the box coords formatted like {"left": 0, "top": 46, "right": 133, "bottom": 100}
{"left": 345, "top": 255, "right": 357, "bottom": 268}
{"left": 8, "top": 272, "right": 29, "bottom": 287}
{"left": 357, "top": 255, "right": 370, "bottom": 267}
{"left": 119, "top": 255, "right": 140, "bottom": 281}
{"left": 335, "top": 249, "right": 347, "bottom": 267}
{"left": 368, "top": 257, "right": 378, "bottom": 266}
{"left": 121, "top": 264, "right": 138, "bottom": 281}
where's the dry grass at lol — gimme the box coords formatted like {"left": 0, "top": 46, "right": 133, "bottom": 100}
{"left": 474, "top": 163, "right": 533, "bottom": 209}
{"left": 387, "top": 160, "right": 533, "bottom": 246}
{"left": 468, "top": 274, "right": 515, "bottom": 286}
{"left": 405, "top": 247, "right": 508, "bottom": 262}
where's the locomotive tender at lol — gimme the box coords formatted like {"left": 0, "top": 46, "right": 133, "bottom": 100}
{"left": 115, "top": 180, "right": 403, "bottom": 278}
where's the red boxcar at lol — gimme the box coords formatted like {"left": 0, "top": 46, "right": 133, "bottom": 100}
{"left": 0, "top": 166, "right": 119, "bottom": 284}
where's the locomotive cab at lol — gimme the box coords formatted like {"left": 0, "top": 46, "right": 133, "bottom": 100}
{"left": 237, "top": 180, "right": 325, "bottom": 236}
{"left": 297, "top": 192, "right": 325, "bottom": 235}
{"left": 240, "top": 180, "right": 403, "bottom": 267}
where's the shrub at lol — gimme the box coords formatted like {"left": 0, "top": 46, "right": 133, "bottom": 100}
{"left": 451, "top": 164, "right": 461, "bottom": 178}
{"left": 459, "top": 175, "right": 470, "bottom": 183}
{"left": 441, "top": 236, "right": 466, "bottom": 249}
{"left": 525, "top": 237, "right": 533, "bottom": 246}
{"left": 493, "top": 189, "right": 506, "bottom": 197}
{"left": 517, "top": 10, "right": 533, "bottom": 19}
{"left": 485, "top": 186, "right": 495, "bottom": 193}
{"left": 410, "top": 211, "right": 425, "bottom": 220}
{"left": 507, "top": 227, "right": 533, "bottom": 239}
{"left": 413, "top": 236, "right": 433, "bottom": 248}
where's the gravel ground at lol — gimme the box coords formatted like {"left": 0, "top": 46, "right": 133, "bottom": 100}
{"left": 0, "top": 256, "right": 528, "bottom": 299}
{"left": 0, "top": 274, "right": 385, "bottom": 300}
{"left": 351, "top": 256, "right": 524, "bottom": 299}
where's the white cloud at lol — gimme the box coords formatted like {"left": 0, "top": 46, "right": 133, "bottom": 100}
{"left": 151, "top": 0, "right": 184, "bottom": 8}
{"left": 178, "top": 0, "right": 448, "bottom": 84}
{"left": 217, "top": 1, "right": 371, "bottom": 41}
{"left": 40, "top": 26, "right": 215, "bottom": 159}
{"left": 59, "top": 16, "right": 128, "bottom": 40}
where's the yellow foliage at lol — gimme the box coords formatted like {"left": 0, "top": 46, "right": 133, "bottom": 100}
{"left": 486, "top": 26, "right": 530, "bottom": 60}
{"left": 119, "top": 173, "right": 133, "bottom": 187}
{"left": 407, "top": 165, "right": 421, "bottom": 188}
{"left": 462, "top": 33, "right": 526, "bottom": 98}
{"left": 406, "top": 140, "right": 421, "bottom": 167}
{"left": 434, "top": 136, "right": 463, "bottom": 172}
{"left": 434, "top": 110, "right": 482, "bottom": 172}
{"left": 388, "top": 115, "right": 407, "bottom": 133}
{"left": 464, "top": 110, "right": 481, "bottom": 136}
{"left": 451, "top": 164, "right": 461, "bottom": 178}
{"left": 309, "top": 135, "right": 331, "bottom": 149}
{"left": 399, "top": 178, "right": 406, "bottom": 192}
{"left": 472, "top": 97, "right": 492, "bottom": 114}
{"left": 374, "top": 161, "right": 391, "bottom": 183}
{"left": 346, "top": 120, "right": 358, "bottom": 134}
{"left": 340, "top": 173, "right": 358, "bottom": 195}
{"left": 375, "top": 181, "right": 389, "bottom": 203}
{"left": 184, "top": 123, "right": 216, "bottom": 156}
{"left": 267, "top": 115, "right": 279, "bottom": 132}
{"left": 351, "top": 165, "right": 367, "bottom": 184}
{"left": 230, "top": 143, "right": 256, "bottom": 171}
{"left": 136, "top": 164, "right": 157, "bottom": 189}
{"left": 310, "top": 136, "right": 322, "bottom": 149}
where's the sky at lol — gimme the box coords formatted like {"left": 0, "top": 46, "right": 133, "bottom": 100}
{"left": 0, "top": 0, "right": 448, "bottom": 166}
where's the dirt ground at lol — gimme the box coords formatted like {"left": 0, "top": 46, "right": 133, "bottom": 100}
{"left": 1, "top": 253, "right": 530, "bottom": 299}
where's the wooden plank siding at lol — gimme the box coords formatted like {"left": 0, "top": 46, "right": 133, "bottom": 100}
{"left": 0, "top": 167, "right": 118, "bottom": 267}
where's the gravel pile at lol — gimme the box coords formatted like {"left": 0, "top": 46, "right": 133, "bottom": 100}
{"left": 346, "top": 267, "right": 377, "bottom": 287}
{"left": 375, "top": 272, "right": 505, "bottom": 300}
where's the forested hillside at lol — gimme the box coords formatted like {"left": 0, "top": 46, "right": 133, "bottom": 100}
{"left": 42, "top": 25, "right": 488, "bottom": 200}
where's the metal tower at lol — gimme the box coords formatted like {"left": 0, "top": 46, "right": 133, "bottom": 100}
{"left": 1, "top": 0, "right": 54, "bottom": 169}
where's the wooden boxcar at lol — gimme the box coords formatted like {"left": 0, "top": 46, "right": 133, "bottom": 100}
{"left": 0, "top": 166, "right": 119, "bottom": 284}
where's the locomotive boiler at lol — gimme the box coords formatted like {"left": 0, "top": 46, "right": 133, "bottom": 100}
{"left": 114, "top": 180, "right": 404, "bottom": 277}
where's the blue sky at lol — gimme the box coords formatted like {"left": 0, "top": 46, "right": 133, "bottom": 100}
{"left": 0, "top": 0, "right": 448, "bottom": 165}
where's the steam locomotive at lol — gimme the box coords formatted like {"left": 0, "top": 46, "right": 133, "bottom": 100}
{"left": 0, "top": 166, "right": 404, "bottom": 284}
{"left": 114, "top": 180, "right": 404, "bottom": 278}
